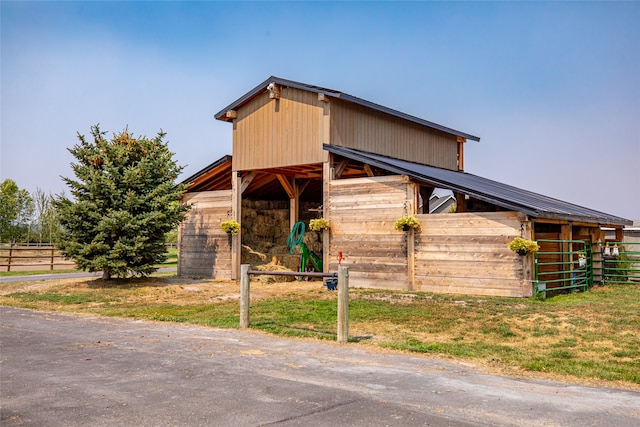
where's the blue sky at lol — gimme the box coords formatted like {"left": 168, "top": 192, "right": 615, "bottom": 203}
{"left": 2, "top": 1, "right": 639, "bottom": 219}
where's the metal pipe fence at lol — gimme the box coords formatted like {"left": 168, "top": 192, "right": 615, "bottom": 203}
{"left": 535, "top": 239, "right": 592, "bottom": 298}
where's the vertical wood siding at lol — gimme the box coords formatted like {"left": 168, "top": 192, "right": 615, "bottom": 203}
{"left": 233, "top": 88, "right": 325, "bottom": 171}
{"left": 328, "top": 176, "right": 410, "bottom": 289}
{"left": 330, "top": 99, "right": 459, "bottom": 170}
{"left": 414, "top": 212, "right": 531, "bottom": 297}
{"left": 179, "top": 190, "right": 233, "bottom": 279}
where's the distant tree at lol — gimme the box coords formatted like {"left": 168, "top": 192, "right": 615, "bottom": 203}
{"left": 54, "top": 125, "right": 190, "bottom": 279}
{"left": 0, "top": 179, "right": 34, "bottom": 243}
{"left": 33, "top": 188, "right": 61, "bottom": 244}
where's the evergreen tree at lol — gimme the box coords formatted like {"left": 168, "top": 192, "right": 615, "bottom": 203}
{"left": 55, "top": 125, "right": 190, "bottom": 279}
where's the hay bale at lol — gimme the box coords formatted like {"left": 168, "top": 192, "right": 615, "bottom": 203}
{"left": 254, "top": 261, "right": 296, "bottom": 283}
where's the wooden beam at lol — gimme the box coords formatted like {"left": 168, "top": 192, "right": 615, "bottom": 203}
{"left": 334, "top": 159, "right": 349, "bottom": 178}
{"left": 225, "top": 110, "right": 237, "bottom": 119}
{"left": 323, "top": 161, "right": 331, "bottom": 273}
{"left": 318, "top": 93, "right": 329, "bottom": 103}
{"left": 419, "top": 186, "right": 434, "bottom": 214}
{"left": 454, "top": 192, "right": 466, "bottom": 213}
{"left": 363, "top": 164, "right": 375, "bottom": 177}
{"left": 240, "top": 171, "right": 257, "bottom": 193}
{"left": 231, "top": 172, "right": 242, "bottom": 280}
{"left": 277, "top": 174, "right": 299, "bottom": 226}
{"left": 276, "top": 174, "right": 296, "bottom": 199}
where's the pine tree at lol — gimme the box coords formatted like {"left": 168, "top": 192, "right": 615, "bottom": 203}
{"left": 55, "top": 125, "right": 190, "bottom": 279}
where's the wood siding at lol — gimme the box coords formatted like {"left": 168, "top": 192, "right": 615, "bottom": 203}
{"left": 330, "top": 99, "right": 459, "bottom": 170}
{"left": 414, "top": 212, "right": 531, "bottom": 297}
{"left": 232, "top": 88, "right": 325, "bottom": 171}
{"left": 179, "top": 190, "right": 233, "bottom": 279}
{"left": 327, "top": 175, "right": 410, "bottom": 289}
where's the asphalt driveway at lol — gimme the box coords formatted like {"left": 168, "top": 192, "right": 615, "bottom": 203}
{"left": 1, "top": 307, "right": 639, "bottom": 426}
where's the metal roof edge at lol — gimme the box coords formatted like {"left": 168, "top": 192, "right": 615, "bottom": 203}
{"left": 324, "top": 144, "right": 632, "bottom": 227}
{"left": 180, "top": 155, "right": 232, "bottom": 186}
{"left": 214, "top": 76, "right": 480, "bottom": 141}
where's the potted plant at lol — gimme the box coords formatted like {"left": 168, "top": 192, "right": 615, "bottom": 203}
{"left": 220, "top": 219, "right": 240, "bottom": 236}
{"left": 394, "top": 215, "right": 421, "bottom": 232}
{"left": 309, "top": 218, "right": 330, "bottom": 232}
{"left": 508, "top": 237, "right": 539, "bottom": 256}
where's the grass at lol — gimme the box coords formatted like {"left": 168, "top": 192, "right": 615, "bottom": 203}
{"left": 0, "top": 269, "right": 80, "bottom": 277}
{"left": 1, "top": 278, "right": 639, "bottom": 389}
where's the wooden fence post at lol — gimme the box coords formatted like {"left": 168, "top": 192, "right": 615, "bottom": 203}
{"left": 240, "top": 264, "right": 250, "bottom": 328}
{"left": 337, "top": 266, "right": 349, "bottom": 343}
{"left": 7, "top": 244, "right": 13, "bottom": 272}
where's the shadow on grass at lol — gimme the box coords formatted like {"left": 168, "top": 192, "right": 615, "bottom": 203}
{"left": 87, "top": 276, "right": 175, "bottom": 290}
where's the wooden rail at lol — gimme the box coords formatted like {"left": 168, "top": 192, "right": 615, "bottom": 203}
{"left": 0, "top": 245, "right": 75, "bottom": 272}
{"left": 241, "top": 264, "right": 350, "bottom": 343}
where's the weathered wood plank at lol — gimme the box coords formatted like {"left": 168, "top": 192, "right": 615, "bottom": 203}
{"left": 416, "top": 250, "right": 515, "bottom": 261}
{"left": 416, "top": 277, "right": 532, "bottom": 297}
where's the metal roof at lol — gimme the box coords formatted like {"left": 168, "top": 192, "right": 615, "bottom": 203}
{"left": 180, "top": 155, "right": 232, "bottom": 185}
{"left": 214, "top": 76, "right": 480, "bottom": 142}
{"left": 325, "top": 145, "right": 632, "bottom": 226}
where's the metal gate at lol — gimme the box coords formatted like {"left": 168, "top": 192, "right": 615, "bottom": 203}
{"left": 534, "top": 239, "right": 592, "bottom": 298}
{"left": 595, "top": 242, "right": 640, "bottom": 285}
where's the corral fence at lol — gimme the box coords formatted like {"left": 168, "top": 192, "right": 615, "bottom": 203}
{"left": 0, "top": 244, "right": 76, "bottom": 272}
{"left": 594, "top": 241, "right": 640, "bottom": 285}
{"left": 534, "top": 240, "right": 640, "bottom": 298}
{"left": 534, "top": 239, "right": 592, "bottom": 298}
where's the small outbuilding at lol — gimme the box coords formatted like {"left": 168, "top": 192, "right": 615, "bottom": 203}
{"left": 178, "top": 76, "right": 631, "bottom": 297}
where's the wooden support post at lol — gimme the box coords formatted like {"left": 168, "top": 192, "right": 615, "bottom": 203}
{"left": 615, "top": 227, "right": 624, "bottom": 242}
{"left": 455, "top": 192, "right": 466, "bottom": 213}
{"left": 323, "top": 161, "right": 331, "bottom": 273}
{"left": 240, "top": 264, "right": 250, "bottom": 328}
{"left": 407, "top": 228, "right": 415, "bottom": 291}
{"left": 520, "top": 216, "right": 534, "bottom": 297}
{"left": 337, "top": 266, "right": 349, "bottom": 343}
{"left": 7, "top": 244, "right": 12, "bottom": 272}
{"left": 456, "top": 136, "right": 466, "bottom": 171}
{"left": 231, "top": 172, "right": 242, "bottom": 280}
{"left": 276, "top": 174, "right": 298, "bottom": 227}
{"left": 560, "top": 223, "right": 572, "bottom": 283}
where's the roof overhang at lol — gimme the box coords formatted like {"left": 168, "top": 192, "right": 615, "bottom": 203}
{"left": 325, "top": 145, "right": 632, "bottom": 227}
{"left": 181, "top": 155, "right": 233, "bottom": 192}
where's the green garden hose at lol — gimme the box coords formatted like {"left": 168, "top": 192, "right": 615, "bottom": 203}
{"left": 287, "top": 221, "right": 306, "bottom": 255}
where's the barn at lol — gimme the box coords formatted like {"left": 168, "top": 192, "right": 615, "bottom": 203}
{"left": 178, "top": 76, "right": 631, "bottom": 297}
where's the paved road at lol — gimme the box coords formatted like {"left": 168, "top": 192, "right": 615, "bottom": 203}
{"left": 1, "top": 307, "right": 639, "bottom": 426}
{"left": 0, "top": 268, "right": 177, "bottom": 283}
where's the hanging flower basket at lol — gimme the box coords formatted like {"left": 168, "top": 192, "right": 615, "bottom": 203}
{"left": 220, "top": 220, "right": 240, "bottom": 236}
{"left": 508, "top": 237, "right": 539, "bottom": 255}
{"left": 394, "top": 215, "right": 421, "bottom": 232}
{"left": 309, "top": 218, "right": 330, "bottom": 231}
{"left": 577, "top": 251, "right": 586, "bottom": 267}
